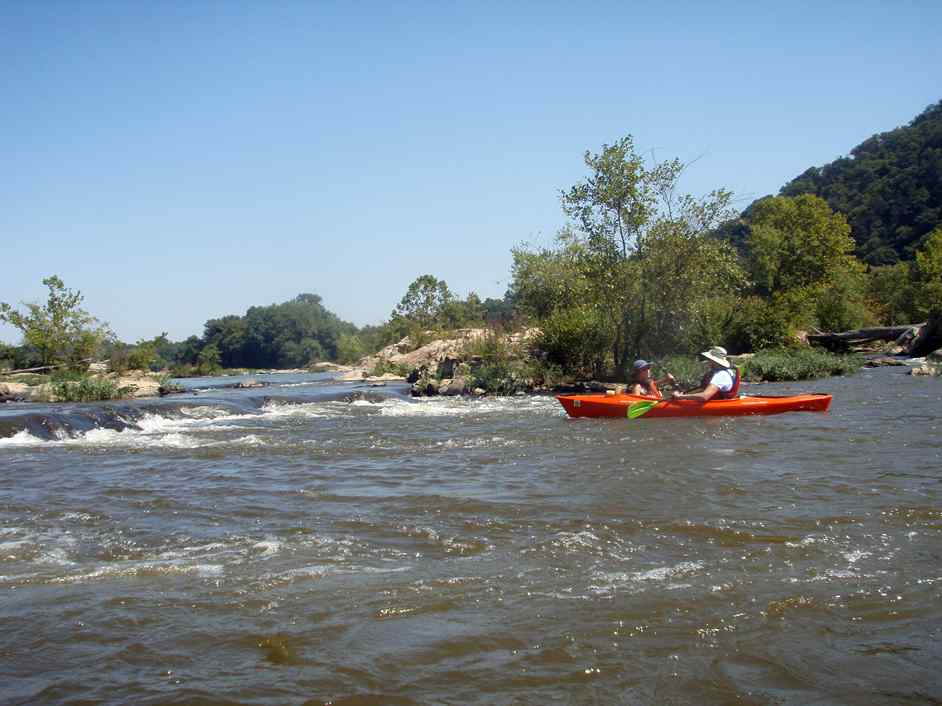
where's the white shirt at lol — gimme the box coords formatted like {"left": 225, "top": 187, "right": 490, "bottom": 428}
{"left": 709, "top": 369, "right": 735, "bottom": 392}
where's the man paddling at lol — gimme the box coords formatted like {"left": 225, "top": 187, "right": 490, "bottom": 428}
{"left": 670, "top": 346, "right": 741, "bottom": 402}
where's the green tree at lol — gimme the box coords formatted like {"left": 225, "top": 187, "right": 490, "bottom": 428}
{"left": 535, "top": 136, "right": 744, "bottom": 367}
{"left": 743, "top": 194, "right": 867, "bottom": 330}
{"left": 869, "top": 262, "right": 915, "bottom": 324}
{"left": 126, "top": 339, "right": 159, "bottom": 371}
{"left": 912, "top": 227, "right": 942, "bottom": 318}
{"left": 336, "top": 333, "right": 365, "bottom": 364}
{"left": 0, "top": 276, "right": 111, "bottom": 368}
{"left": 392, "top": 275, "right": 453, "bottom": 328}
{"left": 197, "top": 343, "right": 221, "bottom": 374}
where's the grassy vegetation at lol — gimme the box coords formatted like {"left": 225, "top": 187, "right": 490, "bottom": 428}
{"left": 369, "top": 359, "right": 411, "bottom": 377}
{"left": 653, "top": 348, "right": 863, "bottom": 388}
{"left": 740, "top": 348, "right": 863, "bottom": 382}
{"left": 46, "top": 376, "right": 135, "bottom": 402}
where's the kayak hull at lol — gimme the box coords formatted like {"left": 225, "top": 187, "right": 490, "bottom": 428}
{"left": 557, "top": 393, "right": 832, "bottom": 419}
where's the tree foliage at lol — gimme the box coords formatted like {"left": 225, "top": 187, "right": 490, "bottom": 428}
{"left": 779, "top": 100, "right": 942, "bottom": 264}
{"left": 392, "top": 275, "right": 454, "bottom": 328}
{"left": 0, "top": 276, "right": 112, "bottom": 368}
{"left": 912, "top": 227, "right": 942, "bottom": 319}
{"left": 513, "top": 136, "right": 746, "bottom": 372}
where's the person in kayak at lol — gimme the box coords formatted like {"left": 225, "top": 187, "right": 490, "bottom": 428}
{"left": 670, "top": 346, "right": 741, "bottom": 402}
{"left": 627, "top": 359, "right": 676, "bottom": 398}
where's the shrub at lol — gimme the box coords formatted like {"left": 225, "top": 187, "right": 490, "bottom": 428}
{"left": 471, "top": 359, "right": 532, "bottom": 395}
{"left": 537, "top": 306, "right": 611, "bottom": 377}
{"left": 336, "top": 333, "right": 365, "bottom": 365}
{"left": 815, "top": 261, "right": 874, "bottom": 332}
{"left": 197, "top": 344, "right": 222, "bottom": 374}
{"left": 462, "top": 329, "right": 514, "bottom": 361}
{"left": 127, "top": 342, "right": 157, "bottom": 371}
{"left": 49, "top": 375, "right": 134, "bottom": 402}
{"left": 369, "top": 359, "right": 410, "bottom": 377}
{"left": 168, "top": 363, "right": 196, "bottom": 378}
{"left": 725, "top": 296, "right": 794, "bottom": 353}
{"left": 868, "top": 262, "right": 915, "bottom": 325}
{"left": 741, "top": 348, "right": 862, "bottom": 382}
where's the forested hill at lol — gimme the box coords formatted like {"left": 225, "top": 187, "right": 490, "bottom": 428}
{"left": 778, "top": 100, "right": 942, "bottom": 265}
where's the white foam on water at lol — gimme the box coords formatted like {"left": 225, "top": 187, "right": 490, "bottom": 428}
{"left": 252, "top": 538, "right": 283, "bottom": 557}
{"left": 589, "top": 560, "right": 705, "bottom": 596}
{"left": 371, "top": 395, "right": 561, "bottom": 418}
{"left": 843, "top": 549, "right": 871, "bottom": 564}
{"left": 0, "top": 410, "right": 280, "bottom": 450}
{"left": 49, "top": 560, "right": 224, "bottom": 584}
{"left": 552, "top": 530, "right": 603, "bottom": 553}
{"left": 0, "top": 429, "right": 46, "bottom": 447}
{"left": 259, "top": 401, "right": 334, "bottom": 419}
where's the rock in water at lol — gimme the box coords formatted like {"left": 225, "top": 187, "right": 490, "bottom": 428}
{"left": 864, "top": 357, "right": 908, "bottom": 367}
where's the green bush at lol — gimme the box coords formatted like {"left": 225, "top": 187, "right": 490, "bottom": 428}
{"left": 127, "top": 342, "right": 157, "bottom": 371}
{"left": 336, "top": 333, "right": 365, "bottom": 365}
{"left": 49, "top": 375, "right": 134, "bottom": 402}
{"left": 471, "top": 359, "right": 532, "bottom": 395}
{"left": 369, "top": 359, "right": 410, "bottom": 377}
{"left": 815, "top": 261, "right": 874, "bottom": 332}
{"left": 741, "top": 348, "right": 862, "bottom": 382}
{"left": 725, "top": 296, "right": 794, "bottom": 353}
{"left": 537, "top": 306, "right": 611, "bottom": 377}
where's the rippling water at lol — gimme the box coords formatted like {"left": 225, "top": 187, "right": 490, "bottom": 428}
{"left": 1, "top": 370, "right": 940, "bottom": 705}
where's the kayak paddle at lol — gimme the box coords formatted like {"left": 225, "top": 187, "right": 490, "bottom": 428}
{"left": 627, "top": 399, "right": 662, "bottom": 419}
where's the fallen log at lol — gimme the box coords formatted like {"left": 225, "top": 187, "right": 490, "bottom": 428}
{"left": 807, "top": 325, "right": 922, "bottom": 352}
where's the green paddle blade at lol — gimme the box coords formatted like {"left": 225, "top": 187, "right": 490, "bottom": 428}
{"left": 627, "top": 400, "right": 659, "bottom": 419}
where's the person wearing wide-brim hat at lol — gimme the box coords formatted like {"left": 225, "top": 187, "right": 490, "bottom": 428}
{"left": 670, "top": 346, "right": 741, "bottom": 402}
{"left": 627, "top": 359, "right": 676, "bottom": 399}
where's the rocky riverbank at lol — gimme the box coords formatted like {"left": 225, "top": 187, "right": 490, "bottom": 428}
{"left": 0, "top": 370, "right": 166, "bottom": 403}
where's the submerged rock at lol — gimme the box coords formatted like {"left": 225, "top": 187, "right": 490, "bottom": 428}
{"left": 235, "top": 378, "right": 266, "bottom": 389}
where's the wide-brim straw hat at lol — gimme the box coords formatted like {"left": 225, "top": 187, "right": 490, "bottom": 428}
{"left": 700, "top": 346, "right": 731, "bottom": 368}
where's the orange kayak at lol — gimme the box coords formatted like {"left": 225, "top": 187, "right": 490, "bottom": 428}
{"left": 557, "top": 393, "right": 832, "bottom": 419}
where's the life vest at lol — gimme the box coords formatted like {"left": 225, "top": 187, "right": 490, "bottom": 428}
{"left": 699, "top": 367, "right": 741, "bottom": 400}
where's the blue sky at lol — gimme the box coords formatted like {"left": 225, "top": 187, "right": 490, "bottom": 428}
{"left": 2, "top": 1, "right": 940, "bottom": 343}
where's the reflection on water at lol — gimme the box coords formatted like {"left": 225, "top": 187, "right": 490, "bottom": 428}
{"left": 1, "top": 369, "right": 941, "bottom": 704}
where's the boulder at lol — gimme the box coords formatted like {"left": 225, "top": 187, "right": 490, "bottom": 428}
{"left": 113, "top": 371, "right": 164, "bottom": 398}
{"left": 438, "top": 376, "right": 468, "bottom": 396}
{"left": 0, "top": 382, "right": 29, "bottom": 398}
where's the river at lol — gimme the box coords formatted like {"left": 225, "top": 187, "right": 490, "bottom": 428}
{"left": 1, "top": 369, "right": 940, "bottom": 705}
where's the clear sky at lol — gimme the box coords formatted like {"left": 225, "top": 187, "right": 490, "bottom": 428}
{"left": 2, "top": 0, "right": 940, "bottom": 343}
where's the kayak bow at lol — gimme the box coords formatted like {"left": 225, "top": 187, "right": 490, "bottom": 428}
{"left": 557, "top": 393, "right": 832, "bottom": 419}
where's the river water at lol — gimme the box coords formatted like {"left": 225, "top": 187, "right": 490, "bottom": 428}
{"left": 0, "top": 369, "right": 940, "bottom": 705}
